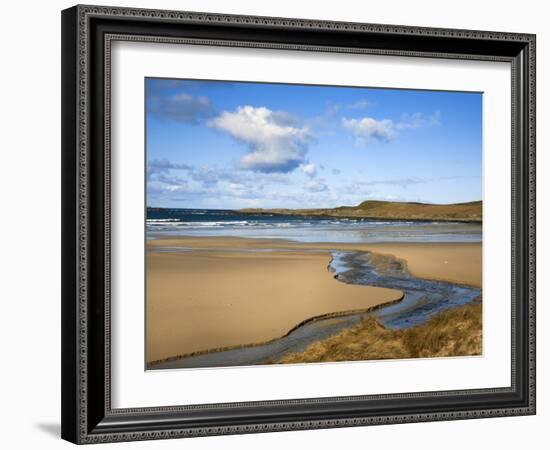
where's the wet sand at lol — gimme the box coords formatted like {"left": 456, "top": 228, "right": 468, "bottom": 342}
{"left": 147, "top": 237, "right": 481, "bottom": 365}
{"left": 148, "top": 236, "right": 482, "bottom": 285}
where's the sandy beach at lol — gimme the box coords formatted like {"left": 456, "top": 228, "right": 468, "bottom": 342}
{"left": 146, "top": 237, "right": 481, "bottom": 365}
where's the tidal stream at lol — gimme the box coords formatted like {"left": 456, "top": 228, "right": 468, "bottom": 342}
{"left": 330, "top": 251, "right": 480, "bottom": 329}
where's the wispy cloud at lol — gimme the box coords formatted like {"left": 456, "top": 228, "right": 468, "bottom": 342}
{"left": 306, "top": 179, "right": 328, "bottom": 192}
{"left": 396, "top": 111, "right": 441, "bottom": 130}
{"left": 356, "top": 177, "right": 426, "bottom": 188}
{"left": 347, "top": 99, "right": 370, "bottom": 110}
{"left": 148, "top": 158, "right": 291, "bottom": 194}
{"left": 148, "top": 92, "right": 213, "bottom": 124}
{"left": 325, "top": 99, "right": 370, "bottom": 116}
{"left": 354, "top": 175, "right": 469, "bottom": 189}
{"left": 147, "top": 157, "right": 465, "bottom": 209}
{"left": 208, "top": 106, "right": 312, "bottom": 173}
{"left": 146, "top": 157, "right": 339, "bottom": 208}
{"left": 147, "top": 158, "right": 192, "bottom": 180}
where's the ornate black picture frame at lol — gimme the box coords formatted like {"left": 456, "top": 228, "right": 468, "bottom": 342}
{"left": 61, "top": 4, "right": 536, "bottom": 444}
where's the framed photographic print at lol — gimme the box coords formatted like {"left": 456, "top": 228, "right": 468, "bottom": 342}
{"left": 61, "top": 5, "right": 536, "bottom": 444}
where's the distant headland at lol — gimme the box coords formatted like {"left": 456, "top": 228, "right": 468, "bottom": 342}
{"left": 237, "top": 200, "right": 482, "bottom": 223}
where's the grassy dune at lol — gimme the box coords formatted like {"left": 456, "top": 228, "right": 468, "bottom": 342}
{"left": 240, "top": 200, "right": 482, "bottom": 222}
{"left": 273, "top": 301, "right": 482, "bottom": 364}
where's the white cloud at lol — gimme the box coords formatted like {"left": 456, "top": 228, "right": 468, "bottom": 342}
{"left": 300, "top": 163, "right": 317, "bottom": 178}
{"left": 342, "top": 110, "right": 441, "bottom": 146}
{"left": 208, "top": 106, "right": 311, "bottom": 173}
{"left": 341, "top": 117, "right": 395, "bottom": 144}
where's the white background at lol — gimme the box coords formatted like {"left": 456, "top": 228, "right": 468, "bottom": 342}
{"left": 0, "top": 0, "right": 546, "bottom": 449}
{"left": 113, "top": 42, "right": 511, "bottom": 408}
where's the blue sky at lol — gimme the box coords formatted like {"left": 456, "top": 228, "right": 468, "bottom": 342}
{"left": 146, "top": 78, "right": 482, "bottom": 209}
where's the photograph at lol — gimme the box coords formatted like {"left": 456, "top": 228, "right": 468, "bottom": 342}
{"left": 145, "top": 78, "right": 483, "bottom": 370}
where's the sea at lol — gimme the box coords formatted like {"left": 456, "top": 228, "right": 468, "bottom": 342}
{"left": 146, "top": 208, "right": 482, "bottom": 244}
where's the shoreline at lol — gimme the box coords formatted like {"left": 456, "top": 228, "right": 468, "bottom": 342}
{"left": 148, "top": 235, "right": 482, "bottom": 288}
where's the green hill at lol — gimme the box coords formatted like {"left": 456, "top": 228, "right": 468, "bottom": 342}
{"left": 239, "top": 200, "right": 482, "bottom": 222}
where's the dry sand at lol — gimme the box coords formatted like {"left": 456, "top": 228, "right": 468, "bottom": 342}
{"left": 146, "top": 237, "right": 481, "bottom": 364}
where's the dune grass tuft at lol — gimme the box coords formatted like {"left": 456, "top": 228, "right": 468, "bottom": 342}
{"left": 273, "top": 301, "right": 482, "bottom": 364}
